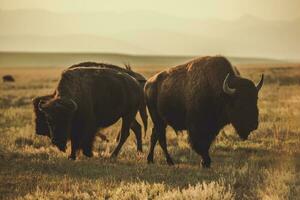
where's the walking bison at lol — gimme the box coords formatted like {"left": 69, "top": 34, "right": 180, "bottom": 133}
{"left": 37, "top": 67, "right": 144, "bottom": 160}
{"left": 145, "top": 56, "right": 264, "bottom": 168}
{"left": 33, "top": 62, "right": 148, "bottom": 152}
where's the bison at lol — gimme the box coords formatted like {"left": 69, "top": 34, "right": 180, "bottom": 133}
{"left": 33, "top": 62, "right": 148, "bottom": 152}
{"left": 37, "top": 67, "right": 144, "bottom": 160}
{"left": 2, "top": 75, "right": 15, "bottom": 82}
{"left": 145, "top": 56, "right": 264, "bottom": 168}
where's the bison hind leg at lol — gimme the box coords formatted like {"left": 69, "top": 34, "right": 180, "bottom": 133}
{"left": 115, "top": 119, "right": 143, "bottom": 152}
{"left": 130, "top": 119, "right": 143, "bottom": 152}
{"left": 147, "top": 127, "right": 158, "bottom": 164}
{"left": 147, "top": 121, "right": 174, "bottom": 165}
{"left": 157, "top": 125, "right": 174, "bottom": 165}
{"left": 110, "top": 113, "right": 136, "bottom": 158}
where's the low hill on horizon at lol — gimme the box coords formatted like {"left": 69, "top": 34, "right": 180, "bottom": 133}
{"left": 0, "top": 52, "right": 289, "bottom": 68}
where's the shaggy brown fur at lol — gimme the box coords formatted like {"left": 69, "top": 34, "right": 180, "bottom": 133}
{"left": 70, "top": 62, "right": 146, "bottom": 83}
{"left": 33, "top": 62, "right": 148, "bottom": 152}
{"left": 145, "top": 56, "right": 264, "bottom": 168}
{"left": 38, "top": 67, "right": 143, "bottom": 160}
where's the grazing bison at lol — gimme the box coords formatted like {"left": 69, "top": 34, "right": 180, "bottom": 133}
{"left": 33, "top": 62, "right": 148, "bottom": 152}
{"left": 145, "top": 56, "right": 264, "bottom": 168}
{"left": 2, "top": 75, "right": 15, "bottom": 82}
{"left": 38, "top": 67, "right": 144, "bottom": 160}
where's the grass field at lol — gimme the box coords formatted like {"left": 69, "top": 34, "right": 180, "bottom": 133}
{"left": 0, "top": 64, "right": 299, "bottom": 199}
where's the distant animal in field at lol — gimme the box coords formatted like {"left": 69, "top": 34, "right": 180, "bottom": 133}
{"left": 2, "top": 75, "right": 15, "bottom": 82}
{"left": 145, "top": 56, "right": 264, "bottom": 168}
{"left": 32, "top": 62, "right": 148, "bottom": 152}
{"left": 37, "top": 67, "right": 144, "bottom": 160}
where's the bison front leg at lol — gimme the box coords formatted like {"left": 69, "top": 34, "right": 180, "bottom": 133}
{"left": 82, "top": 132, "right": 96, "bottom": 158}
{"left": 188, "top": 128, "right": 213, "bottom": 168}
{"left": 198, "top": 146, "right": 211, "bottom": 168}
{"left": 190, "top": 140, "right": 211, "bottom": 168}
{"left": 69, "top": 137, "right": 79, "bottom": 160}
{"left": 82, "top": 145, "right": 93, "bottom": 158}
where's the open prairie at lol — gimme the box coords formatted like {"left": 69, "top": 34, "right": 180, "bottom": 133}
{"left": 0, "top": 64, "right": 299, "bottom": 200}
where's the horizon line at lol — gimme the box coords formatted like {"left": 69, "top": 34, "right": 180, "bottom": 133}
{"left": 0, "top": 51, "right": 292, "bottom": 62}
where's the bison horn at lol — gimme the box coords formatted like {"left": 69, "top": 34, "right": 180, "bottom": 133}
{"left": 223, "top": 73, "right": 236, "bottom": 95}
{"left": 256, "top": 74, "right": 264, "bottom": 92}
{"left": 38, "top": 100, "right": 47, "bottom": 112}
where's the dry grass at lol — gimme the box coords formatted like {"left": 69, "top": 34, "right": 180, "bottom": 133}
{"left": 0, "top": 65, "right": 299, "bottom": 199}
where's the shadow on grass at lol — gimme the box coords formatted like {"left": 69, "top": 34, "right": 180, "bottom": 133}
{"left": 0, "top": 145, "right": 279, "bottom": 199}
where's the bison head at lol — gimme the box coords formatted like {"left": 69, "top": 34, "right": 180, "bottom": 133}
{"left": 32, "top": 95, "right": 53, "bottom": 137}
{"left": 39, "top": 98, "right": 77, "bottom": 151}
{"left": 223, "top": 73, "right": 264, "bottom": 140}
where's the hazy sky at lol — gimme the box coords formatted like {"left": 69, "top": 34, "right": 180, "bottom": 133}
{"left": 1, "top": 0, "right": 299, "bottom": 59}
{"left": 1, "top": 0, "right": 300, "bottom": 20}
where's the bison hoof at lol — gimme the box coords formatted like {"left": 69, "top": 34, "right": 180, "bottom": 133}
{"left": 83, "top": 151, "right": 93, "bottom": 158}
{"left": 147, "top": 160, "right": 154, "bottom": 164}
{"left": 147, "top": 154, "right": 154, "bottom": 164}
{"left": 166, "top": 158, "right": 175, "bottom": 166}
{"left": 201, "top": 161, "right": 211, "bottom": 168}
{"left": 137, "top": 147, "right": 143, "bottom": 153}
{"left": 109, "top": 155, "right": 118, "bottom": 162}
{"left": 110, "top": 153, "right": 118, "bottom": 159}
{"left": 68, "top": 155, "right": 76, "bottom": 160}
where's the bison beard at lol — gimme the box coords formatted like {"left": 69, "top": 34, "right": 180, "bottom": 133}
{"left": 37, "top": 67, "right": 144, "bottom": 160}
{"left": 32, "top": 62, "right": 148, "bottom": 153}
{"left": 145, "top": 56, "right": 263, "bottom": 168}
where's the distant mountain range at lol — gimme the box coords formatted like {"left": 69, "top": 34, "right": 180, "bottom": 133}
{"left": 0, "top": 9, "right": 299, "bottom": 60}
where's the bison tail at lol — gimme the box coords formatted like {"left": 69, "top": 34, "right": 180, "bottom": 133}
{"left": 139, "top": 103, "right": 148, "bottom": 138}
